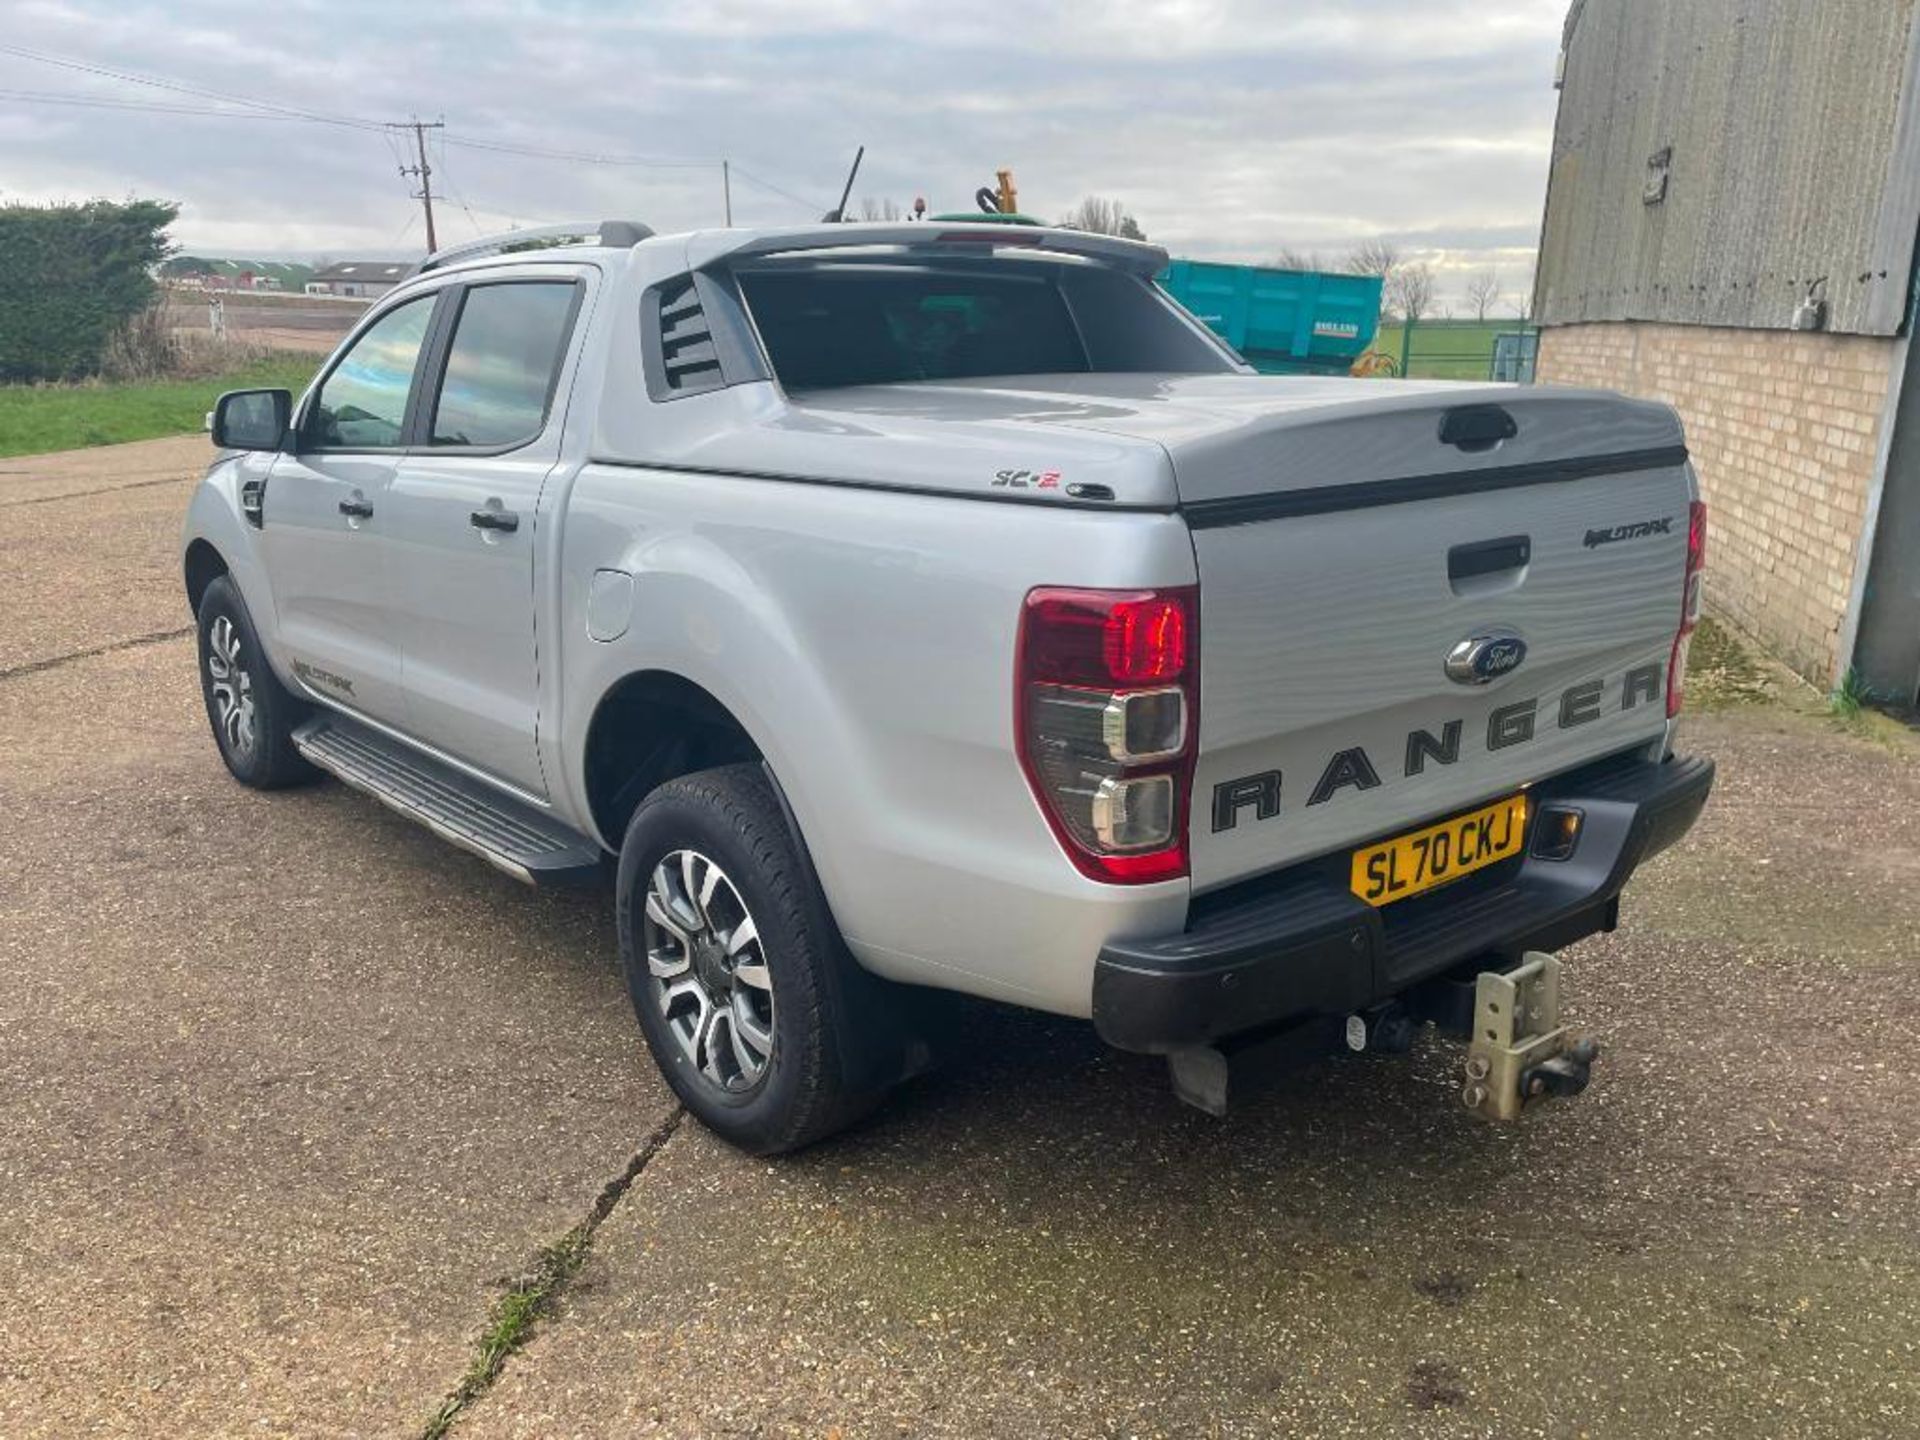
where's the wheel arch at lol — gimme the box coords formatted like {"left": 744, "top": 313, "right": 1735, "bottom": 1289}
{"left": 581, "top": 668, "right": 766, "bottom": 848}
{"left": 184, "top": 537, "right": 230, "bottom": 616}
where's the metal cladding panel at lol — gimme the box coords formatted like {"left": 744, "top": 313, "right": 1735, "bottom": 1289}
{"left": 1537, "top": 0, "right": 1920, "bottom": 336}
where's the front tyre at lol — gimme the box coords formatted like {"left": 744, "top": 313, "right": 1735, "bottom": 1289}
{"left": 195, "top": 574, "right": 314, "bottom": 790}
{"left": 616, "top": 764, "right": 881, "bottom": 1154}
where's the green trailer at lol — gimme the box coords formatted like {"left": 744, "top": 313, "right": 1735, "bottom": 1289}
{"left": 1158, "top": 258, "right": 1384, "bottom": 375}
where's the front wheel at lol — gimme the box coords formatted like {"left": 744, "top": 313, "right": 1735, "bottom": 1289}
{"left": 616, "top": 764, "right": 884, "bottom": 1154}
{"left": 195, "top": 575, "right": 314, "bottom": 790}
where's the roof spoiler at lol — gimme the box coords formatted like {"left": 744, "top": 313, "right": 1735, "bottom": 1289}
{"left": 685, "top": 221, "right": 1169, "bottom": 277}
{"left": 414, "top": 219, "right": 655, "bottom": 274}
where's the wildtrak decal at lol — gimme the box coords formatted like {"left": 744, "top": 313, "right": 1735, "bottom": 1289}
{"left": 292, "top": 658, "right": 356, "bottom": 696}
{"left": 1210, "top": 664, "right": 1663, "bottom": 833}
{"left": 1584, "top": 516, "right": 1673, "bottom": 548}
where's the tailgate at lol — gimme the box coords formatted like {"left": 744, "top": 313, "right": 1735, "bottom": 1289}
{"left": 1186, "top": 398, "right": 1692, "bottom": 893}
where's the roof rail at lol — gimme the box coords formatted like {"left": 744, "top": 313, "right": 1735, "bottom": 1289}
{"left": 415, "top": 220, "right": 654, "bottom": 273}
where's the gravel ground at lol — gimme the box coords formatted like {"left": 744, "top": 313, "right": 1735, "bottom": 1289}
{"left": 463, "top": 695, "right": 1920, "bottom": 1438}
{"left": 0, "top": 440, "right": 677, "bottom": 1438}
{"left": 0, "top": 436, "right": 208, "bottom": 673}
{"left": 2, "top": 437, "right": 1916, "bottom": 1438}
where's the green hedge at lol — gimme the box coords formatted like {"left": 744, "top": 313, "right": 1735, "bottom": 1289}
{"left": 0, "top": 200, "right": 178, "bottom": 382}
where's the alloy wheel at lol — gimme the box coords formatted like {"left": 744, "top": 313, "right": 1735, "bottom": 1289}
{"left": 641, "top": 848, "right": 776, "bottom": 1093}
{"left": 205, "top": 614, "right": 258, "bottom": 761}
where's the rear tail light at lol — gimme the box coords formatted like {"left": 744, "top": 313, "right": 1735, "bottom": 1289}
{"left": 1017, "top": 587, "right": 1198, "bottom": 884}
{"left": 1667, "top": 500, "right": 1707, "bottom": 718}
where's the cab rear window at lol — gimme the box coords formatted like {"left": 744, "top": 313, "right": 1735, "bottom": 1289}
{"left": 737, "top": 267, "right": 1090, "bottom": 389}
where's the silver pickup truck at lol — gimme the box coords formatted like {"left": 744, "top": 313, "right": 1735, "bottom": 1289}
{"left": 184, "top": 219, "right": 1713, "bottom": 1152}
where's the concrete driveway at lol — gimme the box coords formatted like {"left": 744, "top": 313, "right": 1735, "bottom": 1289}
{"left": 2, "top": 436, "right": 1916, "bottom": 1438}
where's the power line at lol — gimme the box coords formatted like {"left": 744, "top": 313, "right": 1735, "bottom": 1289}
{"left": 0, "top": 87, "right": 321, "bottom": 119}
{"left": 3, "top": 43, "right": 833, "bottom": 221}
{"left": 430, "top": 132, "right": 489, "bottom": 238}
{"left": 438, "top": 133, "right": 716, "bottom": 169}
{"left": 0, "top": 42, "right": 389, "bottom": 131}
{"left": 728, "top": 165, "right": 828, "bottom": 216}
{"left": 2, "top": 76, "right": 725, "bottom": 173}
{"left": 0, "top": 44, "right": 784, "bottom": 178}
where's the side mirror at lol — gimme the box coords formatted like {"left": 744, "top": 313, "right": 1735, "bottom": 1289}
{"left": 211, "top": 388, "right": 291, "bottom": 451}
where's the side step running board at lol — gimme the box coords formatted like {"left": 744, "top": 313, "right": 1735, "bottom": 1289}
{"left": 293, "top": 715, "right": 604, "bottom": 886}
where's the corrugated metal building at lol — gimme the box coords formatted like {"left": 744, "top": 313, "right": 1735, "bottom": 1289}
{"left": 1534, "top": 0, "right": 1920, "bottom": 703}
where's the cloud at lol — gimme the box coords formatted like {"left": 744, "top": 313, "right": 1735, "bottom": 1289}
{"left": 0, "top": 0, "right": 1565, "bottom": 303}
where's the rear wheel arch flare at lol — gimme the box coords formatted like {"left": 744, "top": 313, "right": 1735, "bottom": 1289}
{"left": 583, "top": 670, "right": 764, "bottom": 847}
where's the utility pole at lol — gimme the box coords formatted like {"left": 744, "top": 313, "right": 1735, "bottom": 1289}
{"left": 722, "top": 160, "right": 733, "bottom": 226}
{"left": 396, "top": 117, "right": 446, "bottom": 254}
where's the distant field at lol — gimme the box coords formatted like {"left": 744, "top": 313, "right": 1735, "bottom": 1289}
{"left": 0, "top": 355, "right": 317, "bottom": 459}
{"left": 1372, "top": 320, "right": 1525, "bottom": 380}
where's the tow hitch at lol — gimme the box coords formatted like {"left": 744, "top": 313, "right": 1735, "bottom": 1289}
{"left": 1459, "top": 952, "right": 1598, "bottom": 1122}
{"left": 1159, "top": 951, "right": 1598, "bottom": 1121}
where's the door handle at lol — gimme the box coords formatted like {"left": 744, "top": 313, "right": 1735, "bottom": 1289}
{"left": 338, "top": 496, "right": 374, "bottom": 519}
{"left": 1438, "top": 404, "right": 1518, "bottom": 452}
{"left": 1449, "top": 534, "right": 1531, "bottom": 582}
{"left": 469, "top": 508, "right": 520, "bottom": 534}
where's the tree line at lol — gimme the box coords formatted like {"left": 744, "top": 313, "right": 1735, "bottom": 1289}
{"left": 856, "top": 193, "right": 1147, "bottom": 240}
{"left": 850, "top": 193, "right": 1528, "bottom": 328}
{"left": 1272, "top": 240, "right": 1530, "bottom": 325}
{"left": 0, "top": 200, "right": 177, "bottom": 383}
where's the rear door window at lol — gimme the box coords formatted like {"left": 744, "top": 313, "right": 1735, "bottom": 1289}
{"left": 429, "top": 282, "right": 579, "bottom": 448}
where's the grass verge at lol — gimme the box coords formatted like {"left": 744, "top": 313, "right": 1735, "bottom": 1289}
{"left": 1685, "top": 616, "right": 1773, "bottom": 711}
{"left": 1371, "top": 321, "right": 1517, "bottom": 380}
{"left": 1827, "top": 666, "right": 1871, "bottom": 720}
{"left": 0, "top": 354, "right": 317, "bottom": 458}
{"left": 1689, "top": 615, "right": 1916, "bottom": 750}
{"left": 418, "top": 1109, "right": 683, "bottom": 1440}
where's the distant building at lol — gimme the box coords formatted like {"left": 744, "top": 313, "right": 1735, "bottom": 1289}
{"left": 1534, "top": 0, "right": 1920, "bottom": 705}
{"left": 305, "top": 261, "right": 411, "bottom": 299}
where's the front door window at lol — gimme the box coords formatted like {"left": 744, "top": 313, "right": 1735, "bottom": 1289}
{"left": 304, "top": 296, "right": 436, "bottom": 450}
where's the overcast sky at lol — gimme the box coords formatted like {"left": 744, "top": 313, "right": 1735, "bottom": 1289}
{"left": 1, "top": 0, "right": 1566, "bottom": 311}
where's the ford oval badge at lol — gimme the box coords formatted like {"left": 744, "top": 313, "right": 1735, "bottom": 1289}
{"left": 1445, "top": 631, "right": 1528, "bottom": 686}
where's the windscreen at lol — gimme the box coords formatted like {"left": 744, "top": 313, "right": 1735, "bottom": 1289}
{"left": 736, "top": 257, "right": 1236, "bottom": 390}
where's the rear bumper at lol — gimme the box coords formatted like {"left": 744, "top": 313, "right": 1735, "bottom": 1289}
{"left": 1092, "top": 750, "right": 1713, "bottom": 1052}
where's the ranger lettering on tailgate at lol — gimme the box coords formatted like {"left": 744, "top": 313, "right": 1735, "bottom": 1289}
{"left": 1212, "top": 664, "right": 1664, "bottom": 832}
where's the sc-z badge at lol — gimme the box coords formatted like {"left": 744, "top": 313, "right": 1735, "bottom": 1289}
{"left": 992, "top": 469, "right": 1061, "bottom": 489}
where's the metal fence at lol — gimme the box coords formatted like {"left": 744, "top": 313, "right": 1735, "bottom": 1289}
{"left": 1365, "top": 321, "right": 1538, "bottom": 382}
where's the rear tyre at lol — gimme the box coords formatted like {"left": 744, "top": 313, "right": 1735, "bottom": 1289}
{"left": 616, "top": 764, "right": 885, "bottom": 1154}
{"left": 195, "top": 575, "right": 314, "bottom": 790}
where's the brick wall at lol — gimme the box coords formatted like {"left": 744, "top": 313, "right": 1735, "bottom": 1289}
{"left": 1537, "top": 322, "right": 1895, "bottom": 682}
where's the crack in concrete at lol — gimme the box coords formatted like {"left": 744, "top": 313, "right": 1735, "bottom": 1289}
{"left": 0, "top": 627, "right": 194, "bottom": 684}
{"left": 16, "top": 473, "right": 196, "bottom": 506}
{"left": 417, "top": 1106, "right": 686, "bottom": 1439}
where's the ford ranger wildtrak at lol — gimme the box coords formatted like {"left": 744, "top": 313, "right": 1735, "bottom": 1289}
{"left": 184, "top": 219, "right": 1713, "bottom": 1152}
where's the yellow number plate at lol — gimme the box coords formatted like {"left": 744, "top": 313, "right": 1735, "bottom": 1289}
{"left": 1350, "top": 794, "right": 1529, "bottom": 908}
